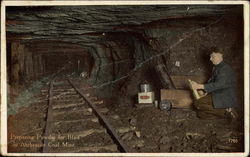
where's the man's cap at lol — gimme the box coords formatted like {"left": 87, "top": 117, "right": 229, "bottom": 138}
{"left": 211, "top": 46, "right": 224, "bottom": 54}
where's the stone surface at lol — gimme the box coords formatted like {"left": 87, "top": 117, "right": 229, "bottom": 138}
{"left": 6, "top": 6, "right": 243, "bottom": 94}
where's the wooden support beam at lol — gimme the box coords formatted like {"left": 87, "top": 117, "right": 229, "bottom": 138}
{"left": 25, "top": 50, "right": 34, "bottom": 81}
{"left": 155, "top": 64, "right": 176, "bottom": 89}
{"left": 10, "top": 42, "right": 25, "bottom": 93}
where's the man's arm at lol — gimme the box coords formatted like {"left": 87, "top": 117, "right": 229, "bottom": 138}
{"left": 204, "top": 66, "right": 233, "bottom": 93}
{"left": 191, "top": 66, "right": 233, "bottom": 93}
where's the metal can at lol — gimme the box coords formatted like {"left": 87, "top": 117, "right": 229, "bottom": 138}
{"left": 140, "top": 84, "right": 151, "bottom": 92}
{"left": 154, "top": 100, "right": 158, "bottom": 108}
{"left": 159, "top": 100, "right": 172, "bottom": 111}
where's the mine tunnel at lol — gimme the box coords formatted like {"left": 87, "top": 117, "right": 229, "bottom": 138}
{"left": 6, "top": 5, "right": 244, "bottom": 153}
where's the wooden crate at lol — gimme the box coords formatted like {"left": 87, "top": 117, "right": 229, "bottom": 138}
{"left": 160, "top": 89, "right": 193, "bottom": 108}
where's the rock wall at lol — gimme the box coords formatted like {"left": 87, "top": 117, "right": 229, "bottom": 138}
{"left": 142, "top": 15, "right": 244, "bottom": 106}
{"left": 7, "top": 13, "right": 244, "bottom": 107}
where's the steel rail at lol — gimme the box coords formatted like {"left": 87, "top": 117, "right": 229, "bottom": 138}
{"left": 42, "top": 80, "right": 54, "bottom": 153}
{"left": 68, "top": 78, "right": 132, "bottom": 152}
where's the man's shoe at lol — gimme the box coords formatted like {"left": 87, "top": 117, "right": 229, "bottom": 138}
{"left": 225, "top": 108, "right": 238, "bottom": 120}
{"left": 230, "top": 108, "right": 238, "bottom": 119}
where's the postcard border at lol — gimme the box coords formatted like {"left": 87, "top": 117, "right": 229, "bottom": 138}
{"left": 1, "top": 1, "right": 249, "bottom": 156}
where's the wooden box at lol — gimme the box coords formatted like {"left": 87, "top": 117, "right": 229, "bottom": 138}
{"left": 160, "top": 89, "right": 193, "bottom": 108}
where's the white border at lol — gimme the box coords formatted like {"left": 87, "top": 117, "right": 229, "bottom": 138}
{"left": 1, "top": 1, "right": 249, "bottom": 157}
{"left": 1, "top": 0, "right": 250, "bottom": 5}
{"left": 243, "top": 1, "right": 250, "bottom": 156}
{"left": 1, "top": 1, "right": 7, "bottom": 156}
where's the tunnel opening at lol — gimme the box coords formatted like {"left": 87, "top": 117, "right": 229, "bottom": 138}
{"left": 7, "top": 40, "right": 95, "bottom": 101}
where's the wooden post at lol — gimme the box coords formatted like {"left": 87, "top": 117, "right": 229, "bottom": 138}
{"left": 155, "top": 64, "right": 176, "bottom": 89}
{"left": 25, "top": 50, "right": 34, "bottom": 82}
{"left": 37, "top": 54, "right": 43, "bottom": 79}
{"left": 11, "top": 42, "right": 25, "bottom": 93}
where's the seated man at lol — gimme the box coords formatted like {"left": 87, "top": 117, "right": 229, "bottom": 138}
{"left": 190, "top": 48, "right": 238, "bottom": 120}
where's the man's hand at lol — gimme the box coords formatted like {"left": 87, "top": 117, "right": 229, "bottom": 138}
{"left": 198, "top": 90, "right": 207, "bottom": 96}
{"left": 190, "top": 81, "right": 204, "bottom": 90}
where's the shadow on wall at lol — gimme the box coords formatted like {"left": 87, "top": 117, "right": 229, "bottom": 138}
{"left": 143, "top": 65, "right": 165, "bottom": 102}
{"left": 198, "top": 45, "right": 213, "bottom": 78}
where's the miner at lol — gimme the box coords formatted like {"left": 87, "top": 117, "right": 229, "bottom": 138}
{"left": 190, "top": 47, "right": 238, "bottom": 120}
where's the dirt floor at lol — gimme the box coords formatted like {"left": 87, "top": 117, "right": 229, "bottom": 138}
{"left": 7, "top": 77, "right": 244, "bottom": 153}
{"left": 7, "top": 101, "right": 244, "bottom": 153}
{"left": 107, "top": 105, "right": 244, "bottom": 152}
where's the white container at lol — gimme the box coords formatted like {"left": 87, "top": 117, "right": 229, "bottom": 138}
{"left": 138, "top": 92, "right": 155, "bottom": 104}
{"left": 154, "top": 100, "right": 158, "bottom": 108}
{"left": 140, "top": 84, "right": 151, "bottom": 92}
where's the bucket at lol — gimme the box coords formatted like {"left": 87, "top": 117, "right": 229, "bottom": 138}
{"left": 140, "top": 84, "right": 151, "bottom": 92}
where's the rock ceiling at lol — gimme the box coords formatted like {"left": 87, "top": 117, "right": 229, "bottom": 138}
{"left": 5, "top": 5, "right": 244, "bottom": 89}
{"left": 6, "top": 5, "right": 242, "bottom": 45}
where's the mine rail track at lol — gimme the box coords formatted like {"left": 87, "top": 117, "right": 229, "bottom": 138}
{"left": 41, "top": 77, "right": 134, "bottom": 153}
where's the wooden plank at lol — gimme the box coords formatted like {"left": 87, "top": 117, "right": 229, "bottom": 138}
{"left": 52, "top": 98, "right": 83, "bottom": 103}
{"left": 52, "top": 103, "right": 83, "bottom": 109}
{"left": 51, "top": 94, "right": 80, "bottom": 100}
{"left": 170, "top": 75, "right": 207, "bottom": 89}
{"left": 53, "top": 107, "right": 109, "bottom": 115}
{"left": 59, "top": 128, "right": 106, "bottom": 138}
{"left": 41, "top": 91, "right": 78, "bottom": 96}
{"left": 92, "top": 100, "right": 104, "bottom": 105}
{"left": 54, "top": 117, "right": 99, "bottom": 125}
{"left": 53, "top": 107, "right": 93, "bottom": 116}
{"left": 68, "top": 79, "right": 132, "bottom": 152}
{"left": 41, "top": 88, "right": 75, "bottom": 93}
{"left": 130, "top": 139, "right": 145, "bottom": 148}
{"left": 160, "top": 89, "right": 193, "bottom": 108}
{"left": 117, "top": 126, "right": 136, "bottom": 134}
